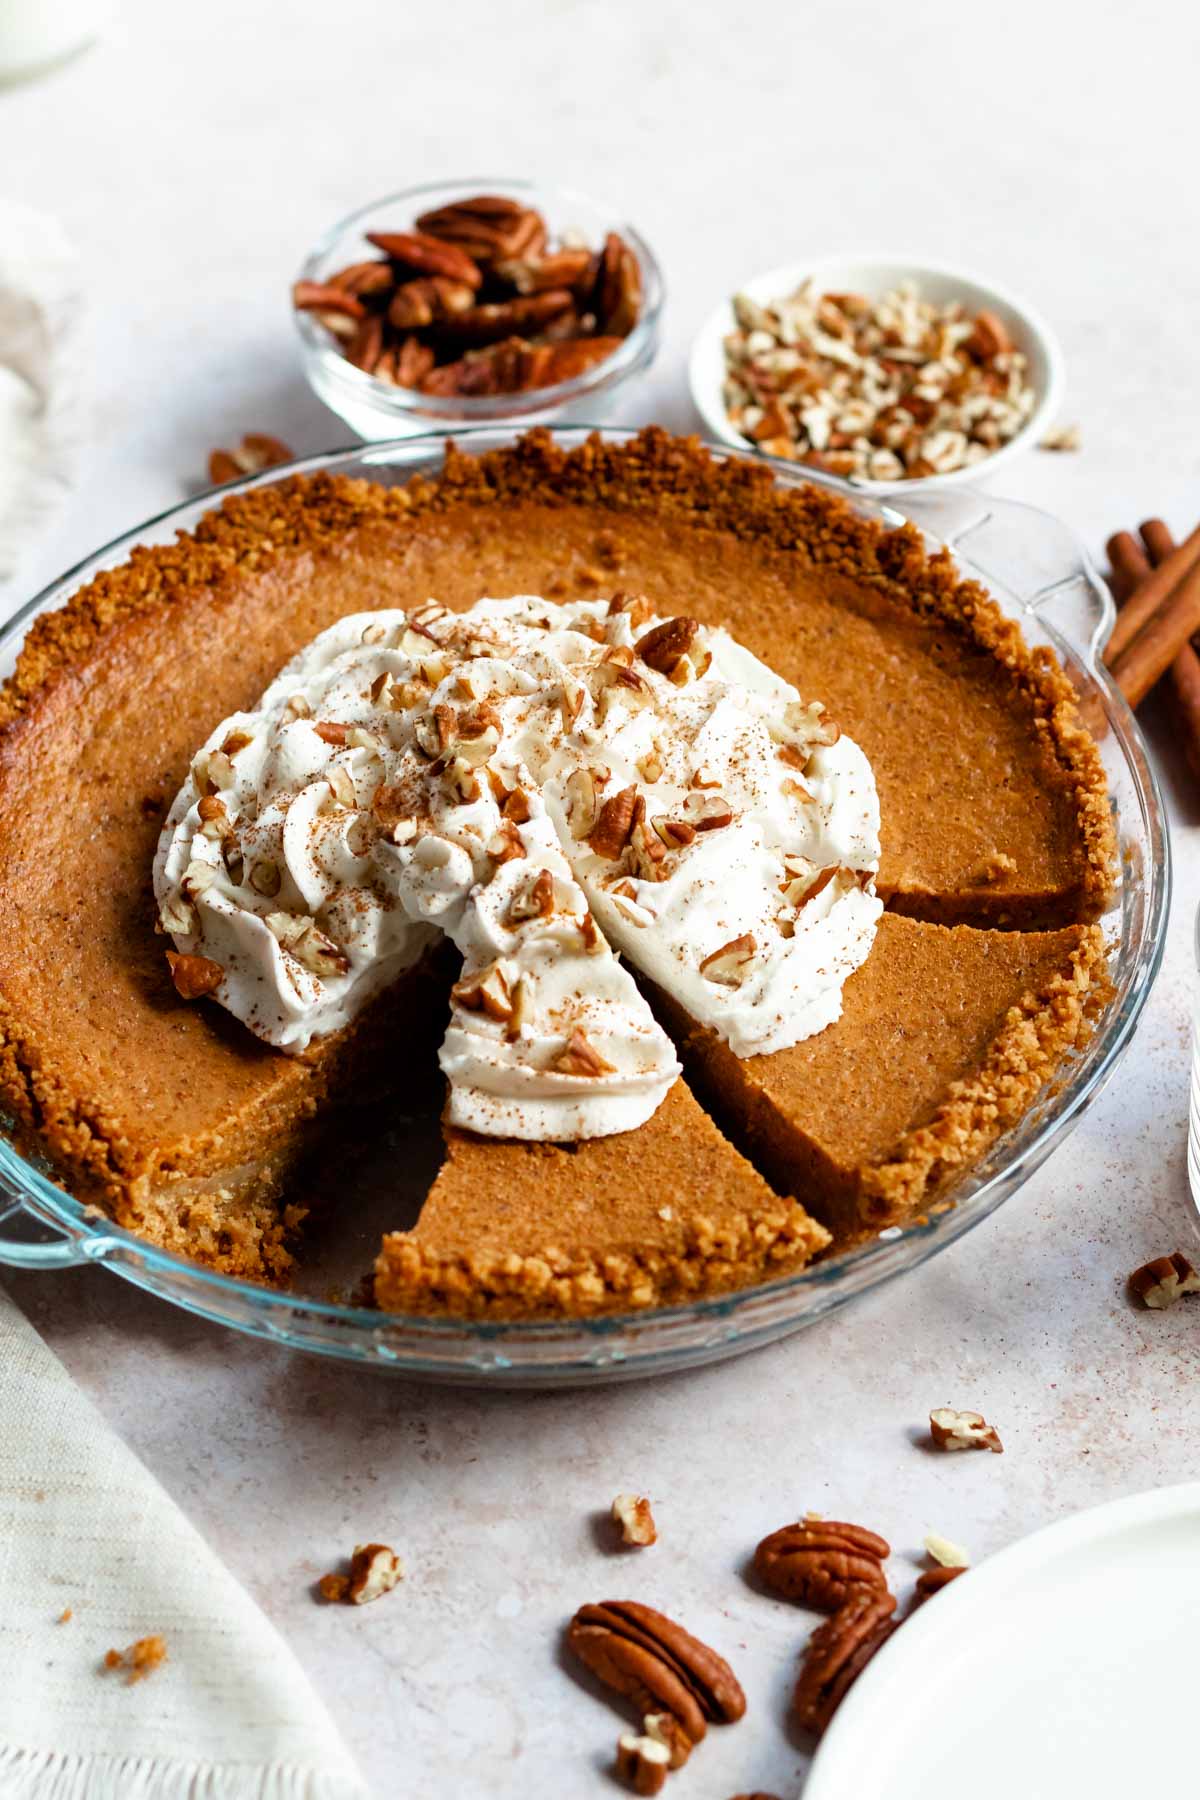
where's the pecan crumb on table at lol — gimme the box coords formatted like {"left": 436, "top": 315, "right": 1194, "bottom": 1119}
{"left": 317, "top": 1542, "right": 405, "bottom": 1605}
{"left": 101, "top": 1635, "right": 167, "bottom": 1684}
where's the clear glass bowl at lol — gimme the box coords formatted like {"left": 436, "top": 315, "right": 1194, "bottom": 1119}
{"left": 0, "top": 430, "right": 1169, "bottom": 1385}
{"left": 293, "top": 179, "right": 664, "bottom": 440}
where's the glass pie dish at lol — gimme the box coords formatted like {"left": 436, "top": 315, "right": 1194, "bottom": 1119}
{"left": 0, "top": 429, "right": 1169, "bottom": 1385}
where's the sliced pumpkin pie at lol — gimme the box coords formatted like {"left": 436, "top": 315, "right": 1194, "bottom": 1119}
{"left": 374, "top": 1078, "right": 830, "bottom": 1318}
{"left": 0, "top": 428, "right": 1115, "bottom": 1295}
{"left": 649, "top": 913, "right": 1107, "bottom": 1244}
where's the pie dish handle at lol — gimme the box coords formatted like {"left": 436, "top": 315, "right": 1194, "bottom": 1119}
{"left": 889, "top": 487, "right": 1115, "bottom": 667}
{"left": 0, "top": 1189, "right": 99, "bottom": 1269}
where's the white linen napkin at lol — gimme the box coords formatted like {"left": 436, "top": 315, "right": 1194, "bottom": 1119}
{"left": 0, "top": 1284, "right": 370, "bottom": 1800}
{"left": 0, "top": 200, "right": 86, "bottom": 596}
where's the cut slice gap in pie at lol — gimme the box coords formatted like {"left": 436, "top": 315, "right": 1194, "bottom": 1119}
{"left": 374, "top": 1076, "right": 831, "bottom": 1319}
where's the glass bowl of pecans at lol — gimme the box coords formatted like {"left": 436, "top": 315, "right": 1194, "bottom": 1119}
{"left": 293, "top": 179, "right": 664, "bottom": 439}
{"left": 689, "top": 255, "right": 1064, "bottom": 491}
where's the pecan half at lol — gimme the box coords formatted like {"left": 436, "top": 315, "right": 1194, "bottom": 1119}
{"left": 292, "top": 280, "right": 365, "bottom": 319}
{"left": 345, "top": 313, "right": 385, "bottom": 373}
{"left": 754, "top": 1519, "right": 890, "bottom": 1612}
{"left": 364, "top": 229, "right": 482, "bottom": 289}
{"left": 166, "top": 951, "right": 224, "bottom": 1000}
{"left": 594, "top": 232, "right": 643, "bottom": 337}
{"left": 415, "top": 194, "right": 546, "bottom": 265}
{"left": 327, "top": 258, "right": 394, "bottom": 298}
{"left": 589, "top": 784, "right": 639, "bottom": 860}
{"left": 495, "top": 247, "right": 594, "bottom": 294}
{"left": 793, "top": 1589, "right": 897, "bottom": 1736}
{"left": 567, "top": 1600, "right": 746, "bottom": 1751}
{"left": 387, "top": 276, "right": 476, "bottom": 331}
{"left": 436, "top": 289, "right": 576, "bottom": 349}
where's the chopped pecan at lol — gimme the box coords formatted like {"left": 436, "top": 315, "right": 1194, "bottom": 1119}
{"left": 635, "top": 616, "right": 703, "bottom": 682}
{"left": 615, "top": 1733, "right": 669, "bottom": 1795}
{"left": 1129, "top": 1251, "right": 1200, "bottom": 1308}
{"left": 567, "top": 1599, "right": 746, "bottom": 1751}
{"left": 793, "top": 1588, "right": 897, "bottom": 1736}
{"left": 929, "top": 1407, "right": 1004, "bottom": 1453}
{"left": 589, "top": 784, "right": 639, "bottom": 860}
{"left": 507, "top": 868, "right": 556, "bottom": 924}
{"left": 451, "top": 960, "right": 515, "bottom": 1022}
{"left": 166, "top": 952, "right": 224, "bottom": 1000}
{"left": 611, "top": 1493, "right": 657, "bottom": 1548}
{"left": 553, "top": 1028, "right": 615, "bottom": 1078}
{"left": 208, "top": 433, "right": 294, "bottom": 486}
{"left": 923, "top": 1530, "right": 969, "bottom": 1569}
{"left": 964, "top": 308, "right": 1013, "bottom": 361}
{"left": 683, "top": 792, "right": 733, "bottom": 832}
{"left": 699, "top": 934, "right": 758, "bottom": 986}
{"left": 754, "top": 1519, "right": 890, "bottom": 1611}
{"left": 364, "top": 229, "right": 482, "bottom": 289}
{"left": 642, "top": 1712, "right": 692, "bottom": 1770}
{"left": 318, "top": 1542, "right": 404, "bottom": 1605}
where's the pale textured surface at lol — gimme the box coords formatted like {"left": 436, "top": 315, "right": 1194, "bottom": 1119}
{"left": 1, "top": 2, "right": 1199, "bottom": 1795}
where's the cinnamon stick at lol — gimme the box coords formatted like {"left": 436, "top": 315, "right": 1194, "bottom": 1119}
{"left": 1104, "top": 521, "right": 1200, "bottom": 662}
{"left": 1107, "top": 529, "right": 1200, "bottom": 709}
{"left": 1107, "top": 519, "right": 1200, "bottom": 782}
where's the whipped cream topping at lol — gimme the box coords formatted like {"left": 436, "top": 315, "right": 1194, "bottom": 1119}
{"left": 155, "top": 593, "right": 882, "bottom": 1139}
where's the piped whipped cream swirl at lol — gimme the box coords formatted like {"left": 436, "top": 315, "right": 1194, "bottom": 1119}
{"left": 155, "top": 593, "right": 882, "bottom": 1139}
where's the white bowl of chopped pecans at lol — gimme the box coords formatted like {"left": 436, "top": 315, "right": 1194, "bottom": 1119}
{"left": 688, "top": 256, "right": 1064, "bottom": 491}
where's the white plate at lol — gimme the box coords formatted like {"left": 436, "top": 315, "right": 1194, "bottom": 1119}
{"left": 806, "top": 1482, "right": 1200, "bottom": 1799}
{"left": 688, "top": 254, "right": 1064, "bottom": 494}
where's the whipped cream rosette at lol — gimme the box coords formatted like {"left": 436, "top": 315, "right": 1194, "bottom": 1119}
{"left": 156, "top": 592, "right": 882, "bottom": 1140}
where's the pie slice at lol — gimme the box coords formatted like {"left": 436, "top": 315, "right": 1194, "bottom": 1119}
{"left": 648, "top": 913, "right": 1107, "bottom": 1243}
{"left": 374, "top": 1078, "right": 830, "bottom": 1318}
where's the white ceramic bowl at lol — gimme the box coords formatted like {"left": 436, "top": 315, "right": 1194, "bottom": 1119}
{"left": 688, "top": 254, "right": 1065, "bottom": 494}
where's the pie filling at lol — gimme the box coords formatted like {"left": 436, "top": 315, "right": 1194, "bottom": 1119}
{"left": 0, "top": 430, "right": 1117, "bottom": 1315}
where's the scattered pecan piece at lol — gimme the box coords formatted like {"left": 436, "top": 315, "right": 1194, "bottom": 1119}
{"left": 929, "top": 1407, "right": 1003, "bottom": 1453}
{"left": 567, "top": 1599, "right": 746, "bottom": 1751}
{"left": 102, "top": 1635, "right": 167, "bottom": 1684}
{"left": 611, "top": 1493, "right": 657, "bottom": 1548}
{"left": 589, "top": 784, "right": 639, "bottom": 860}
{"left": 1129, "top": 1251, "right": 1200, "bottom": 1308}
{"left": 615, "top": 1733, "right": 669, "bottom": 1795}
{"left": 365, "top": 229, "right": 482, "bottom": 289}
{"left": 699, "top": 934, "right": 758, "bottom": 986}
{"left": 553, "top": 1028, "right": 615, "bottom": 1078}
{"left": 635, "top": 616, "right": 703, "bottom": 682}
{"left": 754, "top": 1519, "right": 890, "bottom": 1611}
{"left": 923, "top": 1530, "right": 969, "bottom": 1569}
{"left": 319, "top": 1542, "right": 405, "bottom": 1605}
{"left": 166, "top": 952, "right": 224, "bottom": 1000}
{"left": 793, "top": 1588, "right": 897, "bottom": 1736}
{"left": 208, "top": 432, "right": 294, "bottom": 486}
{"left": 911, "top": 1565, "right": 967, "bottom": 1606}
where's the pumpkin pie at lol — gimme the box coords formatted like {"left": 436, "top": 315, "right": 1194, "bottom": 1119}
{"left": 0, "top": 429, "right": 1115, "bottom": 1304}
